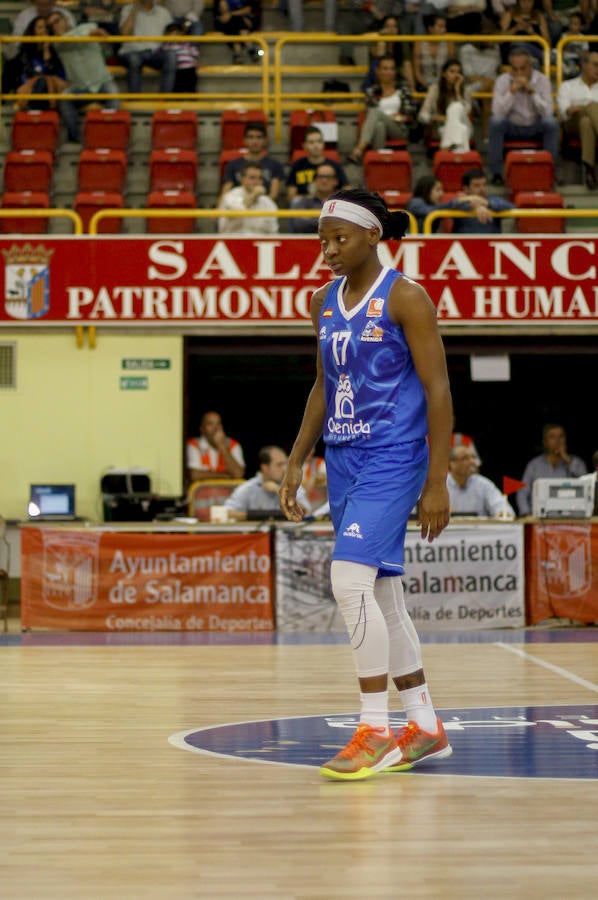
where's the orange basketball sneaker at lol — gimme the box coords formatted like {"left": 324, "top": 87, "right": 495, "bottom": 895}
{"left": 387, "top": 718, "right": 453, "bottom": 771}
{"left": 320, "top": 724, "right": 403, "bottom": 781}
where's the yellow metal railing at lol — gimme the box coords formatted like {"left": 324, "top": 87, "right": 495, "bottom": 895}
{"left": 0, "top": 208, "right": 83, "bottom": 232}
{"left": 271, "top": 33, "right": 551, "bottom": 141}
{"left": 422, "top": 208, "right": 598, "bottom": 234}
{"left": 87, "top": 207, "right": 419, "bottom": 235}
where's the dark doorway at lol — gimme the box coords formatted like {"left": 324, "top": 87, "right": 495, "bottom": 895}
{"left": 184, "top": 334, "right": 598, "bottom": 486}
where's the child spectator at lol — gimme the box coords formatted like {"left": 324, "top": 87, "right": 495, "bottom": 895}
{"left": 562, "top": 12, "right": 589, "bottom": 79}
{"left": 164, "top": 21, "right": 199, "bottom": 92}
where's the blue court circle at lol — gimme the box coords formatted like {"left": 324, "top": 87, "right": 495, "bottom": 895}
{"left": 170, "top": 704, "right": 598, "bottom": 780}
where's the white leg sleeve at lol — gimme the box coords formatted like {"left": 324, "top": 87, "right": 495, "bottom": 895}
{"left": 330, "top": 560, "right": 389, "bottom": 679}
{"left": 374, "top": 576, "right": 423, "bottom": 678}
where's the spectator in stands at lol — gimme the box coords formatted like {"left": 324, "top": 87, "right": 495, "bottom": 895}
{"left": 288, "top": 162, "right": 340, "bottom": 232}
{"left": 561, "top": 13, "right": 589, "bottom": 79}
{"left": 79, "top": 0, "right": 121, "bottom": 35}
{"left": 346, "top": 56, "right": 416, "bottom": 164}
{"left": 163, "top": 22, "right": 199, "bottom": 92}
{"left": 220, "top": 121, "right": 284, "bottom": 203}
{"left": 445, "top": 0, "right": 486, "bottom": 35}
{"left": 225, "top": 445, "right": 310, "bottom": 521}
{"left": 516, "top": 423, "right": 588, "bottom": 515}
{"left": 413, "top": 14, "right": 455, "bottom": 92}
{"left": 451, "top": 417, "right": 481, "bottom": 467}
{"left": 364, "top": 15, "right": 415, "bottom": 92}
{"left": 418, "top": 57, "right": 473, "bottom": 152}
{"left": 452, "top": 168, "right": 514, "bottom": 233}
{"left": 118, "top": 0, "right": 177, "bottom": 94}
{"left": 186, "top": 410, "right": 246, "bottom": 482}
{"left": 218, "top": 160, "right": 279, "bottom": 233}
{"left": 488, "top": 45, "right": 559, "bottom": 185}
{"left": 556, "top": 49, "right": 598, "bottom": 188}
{"left": 498, "top": 0, "right": 551, "bottom": 67}
{"left": 282, "top": 0, "right": 336, "bottom": 31}
{"left": 448, "top": 447, "right": 515, "bottom": 518}
{"left": 337, "top": 2, "right": 404, "bottom": 66}
{"left": 163, "top": 0, "right": 205, "bottom": 35}
{"left": 14, "top": 16, "right": 66, "bottom": 110}
{"left": 3, "top": 0, "right": 75, "bottom": 86}
{"left": 48, "top": 11, "right": 120, "bottom": 143}
{"left": 406, "top": 174, "right": 461, "bottom": 231}
{"left": 214, "top": 0, "right": 262, "bottom": 64}
{"left": 287, "top": 126, "right": 347, "bottom": 201}
{"left": 458, "top": 29, "right": 501, "bottom": 141}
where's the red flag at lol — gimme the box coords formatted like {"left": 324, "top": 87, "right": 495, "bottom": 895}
{"left": 503, "top": 476, "right": 527, "bottom": 495}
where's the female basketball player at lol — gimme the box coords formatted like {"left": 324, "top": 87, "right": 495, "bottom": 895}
{"left": 280, "top": 189, "right": 454, "bottom": 780}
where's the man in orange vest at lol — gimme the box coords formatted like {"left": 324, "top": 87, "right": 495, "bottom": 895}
{"left": 186, "top": 410, "right": 246, "bottom": 483}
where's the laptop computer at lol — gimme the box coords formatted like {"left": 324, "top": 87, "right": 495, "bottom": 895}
{"left": 28, "top": 484, "right": 77, "bottom": 521}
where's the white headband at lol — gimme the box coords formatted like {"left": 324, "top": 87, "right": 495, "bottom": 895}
{"left": 319, "top": 198, "right": 383, "bottom": 236}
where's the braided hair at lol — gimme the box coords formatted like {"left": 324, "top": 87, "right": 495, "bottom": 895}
{"left": 326, "top": 188, "right": 410, "bottom": 241}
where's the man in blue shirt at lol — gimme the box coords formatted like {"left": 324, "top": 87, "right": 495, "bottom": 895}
{"left": 452, "top": 168, "right": 514, "bottom": 234}
{"left": 225, "top": 445, "right": 310, "bottom": 520}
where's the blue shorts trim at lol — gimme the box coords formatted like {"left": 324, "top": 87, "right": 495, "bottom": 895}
{"left": 325, "top": 440, "right": 428, "bottom": 575}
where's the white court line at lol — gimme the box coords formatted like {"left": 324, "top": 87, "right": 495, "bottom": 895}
{"left": 495, "top": 641, "right": 598, "bottom": 694}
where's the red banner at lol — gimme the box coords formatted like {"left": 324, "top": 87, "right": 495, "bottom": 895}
{"left": 2, "top": 236, "right": 598, "bottom": 327}
{"left": 525, "top": 522, "right": 598, "bottom": 624}
{"left": 21, "top": 527, "right": 274, "bottom": 632}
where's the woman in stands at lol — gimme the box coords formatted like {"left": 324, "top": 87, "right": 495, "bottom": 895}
{"left": 347, "top": 55, "right": 416, "bottom": 165}
{"left": 214, "top": 0, "right": 262, "bottom": 64}
{"left": 407, "top": 174, "right": 459, "bottom": 232}
{"left": 14, "top": 16, "right": 66, "bottom": 109}
{"left": 418, "top": 57, "right": 473, "bottom": 152}
{"left": 499, "top": 0, "right": 551, "bottom": 66}
{"left": 412, "top": 13, "right": 455, "bottom": 92}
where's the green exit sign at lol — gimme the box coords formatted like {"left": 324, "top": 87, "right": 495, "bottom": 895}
{"left": 120, "top": 376, "right": 148, "bottom": 390}
{"left": 122, "top": 359, "right": 171, "bottom": 370}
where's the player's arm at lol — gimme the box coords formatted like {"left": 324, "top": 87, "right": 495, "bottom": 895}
{"left": 390, "top": 279, "right": 453, "bottom": 542}
{"left": 280, "top": 288, "right": 328, "bottom": 522}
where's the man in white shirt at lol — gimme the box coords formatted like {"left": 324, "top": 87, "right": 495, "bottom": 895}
{"left": 556, "top": 49, "right": 598, "bottom": 189}
{"left": 119, "top": 0, "right": 176, "bottom": 93}
{"left": 447, "top": 446, "right": 515, "bottom": 519}
{"left": 218, "top": 161, "right": 279, "bottom": 234}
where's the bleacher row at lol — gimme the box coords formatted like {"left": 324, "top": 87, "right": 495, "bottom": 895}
{"left": 1, "top": 106, "right": 568, "bottom": 235}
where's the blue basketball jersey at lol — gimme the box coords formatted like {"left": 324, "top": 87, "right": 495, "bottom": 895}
{"left": 318, "top": 267, "right": 427, "bottom": 447}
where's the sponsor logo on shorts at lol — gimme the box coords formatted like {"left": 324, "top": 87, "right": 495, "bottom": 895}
{"left": 343, "top": 522, "right": 363, "bottom": 539}
{"left": 366, "top": 297, "right": 384, "bottom": 317}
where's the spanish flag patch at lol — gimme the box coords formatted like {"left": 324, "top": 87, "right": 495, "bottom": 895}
{"left": 322, "top": 309, "right": 333, "bottom": 318}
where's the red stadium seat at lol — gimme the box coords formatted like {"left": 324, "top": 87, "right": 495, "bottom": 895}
{"left": 74, "top": 191, "right": 124, "bottom": 233}
{"left": 514, "top": 191, "right": 565, "bottom": 233}
{"left": 78, "top": 149, "right": 127, "bottom": 193}
{"left": 0, "top": 191, "right": 49, "bottom": 233}
{"left": 220, "top": 110, "right": 267, "bottom": 150}
{"left": 289, "top": 109, "right": 338, "bottom": 153}
{"left": 3, "top": 150, "right": 53, "bottom": 193}
{"left": 151, "top": 109, "right": 198, "bottom": 150}
{"left": 378, "top": 189, "right": 412, "bottom": 209}
{"left": 218, "top": 147, "right": 249, "bottom": 181}
{"left": 503, "top": 138, "right": 542, "bottom": 154}
{"left": 149, "top": 149, "right": 198, "bottom": 192}
{"left": 433, "top": 149, "right": 483, "bottom": 192}
{"left": 83, "top": 109, "right": 131, "bottom": 151}
{"left": 363, "top": 149, "right": 412, "bottom": 193}
{"left": 505, "top": 150, "right": 554, "bottom": 197}
{"left": 11, "top": 110, "right": 59, "bottom": 155}
{"left": 146, "top": 190, "right": 197, "bottom": 233}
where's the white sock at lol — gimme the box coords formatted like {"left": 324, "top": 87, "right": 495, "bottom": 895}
{"left": 399, "top": 683, "right": 438, "bottom": 733}
{"left": 359, "top": 690, "right": 389, "bottom": 733}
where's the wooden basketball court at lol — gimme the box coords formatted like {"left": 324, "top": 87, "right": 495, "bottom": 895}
{"left": 2, "top": 623, "right": 597, "bottom": 898}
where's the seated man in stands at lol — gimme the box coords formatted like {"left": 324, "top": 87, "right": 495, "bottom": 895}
{"left": 516, "top": 423, "right": 587, "bottom": 515}
{"left": 218, "top": 160, "right": 279, "bottom": 234}
{"left": 118, "top": 0, "right": 177, "bottom": 94}
{"left": 225, "top": 445, "right": 310, "bottom": 521}
{"left": 488, "top": 45, "right": 559, "bottom": 186}
{"left": 286, "top": 126, "right": 347, "bottom": 202}
{"left": 186, "top": 410, "right": 246, "bottom": 483}
{"left": 48, "top": 11, "right": 120, "bottom": 143}
{"left": 219, "top": 121, "right": 285, "bottom": 204}
{"left": 556, "top": 49, "right": 598, "bottom": 189}
{"left": 447, "top": 446, "right": 515, "bottom": 518}
{"left": 288, "top": 161, "right": 339, "bottom": 233}
{"left": 451, "top": 168, "right": 514, "bottom": 234}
